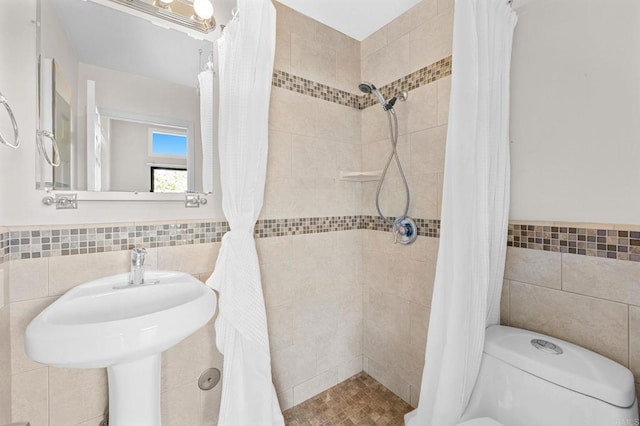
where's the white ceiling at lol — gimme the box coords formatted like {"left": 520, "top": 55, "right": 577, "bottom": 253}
{"left": 275, "top": 0, "right": 422, "bottom": 41}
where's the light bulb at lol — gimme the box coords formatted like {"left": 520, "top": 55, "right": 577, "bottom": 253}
{"left": 193, "top": 0, "right": 214, "bottom": 20}
{"left": 158, "top": 0, "right": 173, "bottom": 4}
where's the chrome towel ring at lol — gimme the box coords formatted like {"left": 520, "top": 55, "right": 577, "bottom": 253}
{"left": 36, "top": 129, "right": 60, "bottom": 167}
{"left": 0, "top": 91, "right": 20, "bottom": 149}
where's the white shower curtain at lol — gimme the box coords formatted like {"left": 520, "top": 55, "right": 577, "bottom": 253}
{"left": 205, "top": 0, "right": 283, "bottom": 425}
{"left": 406, "top": 1, "right": 517, "bottom": 425}
{"left": 198, "top": 68, "right": 214, "bottom": 194}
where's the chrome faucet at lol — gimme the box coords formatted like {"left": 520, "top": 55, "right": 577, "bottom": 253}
{"left": 130, "top": 248, "right": 147, "bottom": 285}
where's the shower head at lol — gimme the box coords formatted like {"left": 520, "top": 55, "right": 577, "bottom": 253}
{"left": 359, "top": 81, "right": 388, "bottom": 109}
{"left": 358, "top": 82, "right": 375, "bottom": 94}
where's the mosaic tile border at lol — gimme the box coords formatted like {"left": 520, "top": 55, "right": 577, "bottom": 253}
{"left": 272, "top": 70, "right": 360, "bottom": 109}
{"left": 272, "top": 55, "right": 453, "bottom": 110}
{"left": 0, "top": 216, "right": 441, "bottom": 262}
{"left": 360, "top": 55, "right": 453, "bottom": 109}
{"left": 508, "top": 224, "right": 640, "bottom": 262}
{"left": 5, "top": 219, "right": 639, "bottom": 264}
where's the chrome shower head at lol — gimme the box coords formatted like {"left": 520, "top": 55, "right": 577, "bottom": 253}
{"left": 359, "top": 81, "right": 388, "bottom": 109}
{"left": 358, "top": 82, "right": 375, "bottom": 94}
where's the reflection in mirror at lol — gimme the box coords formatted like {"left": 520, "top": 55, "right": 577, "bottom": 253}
{"left": 36, "top": 0, "right": 214, "bottom": 193}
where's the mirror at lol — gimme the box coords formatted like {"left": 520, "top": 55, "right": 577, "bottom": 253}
{"left": 36, "top": 0, "right": 215, "bottom": 193}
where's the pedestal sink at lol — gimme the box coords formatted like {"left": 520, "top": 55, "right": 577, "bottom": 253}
{"left": 25, "top": 270, "right": 217, "bottom": 426}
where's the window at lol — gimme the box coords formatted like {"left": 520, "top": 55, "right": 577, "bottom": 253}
{"left": 150, "top": 131, "right": 188, "bottom": 157}
{"left": 151, "top": 167, "right": 188, "bottom": 193}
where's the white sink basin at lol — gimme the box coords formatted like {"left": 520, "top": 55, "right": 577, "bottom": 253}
{"left": 25, "top": 270, "right": 217, "bottom": 426}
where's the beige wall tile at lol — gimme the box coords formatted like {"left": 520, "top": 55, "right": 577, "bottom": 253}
{"left": 162, "top": 318, "right": 221, "bottom": 393}
{"left": 408, "top": 173, "right": 440, "bottom": 219}
{"left": 161, "top": 381, "right": 201, "bottom": 426}
{"left": 504, "top": 247, "right": 562, "bottom": 289}
{"left": 437, "top": 0, "right": 454, "bottom": 13}
{"left": 11, "top": 367, "right": 48, "bottom": 426}
{"left": 337, "top": 356, "right": 363, "bottom": 382}
{"left": 361, "top": 27, "right": 387, "bottom": 59}
{"left": 272, "top": 341, "right": 317, "bottom": 391}
{"left": 261, "top": 261, "right": 297, "bottom": 309}
{"left": 563, "top": 253, "right": 640, "bottom": 306}
{"left": 292, "top": 367, "right": 338, "bottom": 405}
{"left": 410, "top": 125, "right": 447, "bottom": 175}
{"left": 275, "top": 31, "right": 291, "bottom": 73}
{"left": 362, "top": 34, "right": 411, "bottom": 87}
{"left": 410, "top": 384, "right": 421, "bottom": 408}
{"left": 10, "top": 257, "right": 48, "bottom": 302}
{"left": 199, "top": 387, "right": 222, "bottom": 425}
{"left": 267, "top": 130, "right": 292, "bottom": 180}
{"left": 437, "top": 75, "right": 451, "bottom": 125}
{"left": 275, "top": 2, "right": 317, "bottom": 40}
{"left": 269, "top": 88, "right": 318, "bottom": 137}
{"left": 0, "top": 263, "right": 8, "bottom": 309}
{"left": 316, "top": 323, "right": 363, "bottom": 373}
{"left": 256, "top": 235, "right": 293, "bottom": 266}
{"left": 409, "top": 8, "right": 454, "bottom": 72}
{"left": 386, "top": 0, "right": 438, "bottom": 44}
{"left": 48, "top": 367, "right": 107, "bottom": 426}
{"left": 267, "top": 303, "right": 295, "bottom": 352}
{"left": 291, "top": 33, "right": 337, "bottom": 87}
{"left": 11, "top": 297, "right": 57, "bottom": 374}
{"left": 156, "top": 243, "right": 220, "bottom": 276}
{"left": 500, "top": 280, "right": 510, "bottom": 326}
{"left": 315, "top": 101, "right": 361, "bottom": 143}
{"left": 367, "top": 358, "right": 411, "bottom": 403}
{"left": 75, "top": 415, "right": 105, "bottom": 426}
{"left": 277, "top": 387, "right": 294, "bottom": 411}
{"left": 510, "top": 281, "right": 629, "bottom": 365}
{"left": 335, "top": 39, "right": 361, "bottom": 95}
{"left": 629, "top": 306, "right": 640, "bottom": 381}
{"left": 406, "top": 82, "right": 438, "bottom": 134}
{"left": 291, "top": 136, "right": 336, "bottom": 180}
{"left": 0, "top": 306, "right": 10, "bottom": 425}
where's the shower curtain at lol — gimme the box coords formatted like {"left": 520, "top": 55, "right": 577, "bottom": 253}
{"left": 205, "top": 0, "right": 284, "bottom": 425}
{"left": 405, "top": 1, "right": 517, "bottom": 425}
{"left": 198, "top": 68, "right": 214, "bottom": 194}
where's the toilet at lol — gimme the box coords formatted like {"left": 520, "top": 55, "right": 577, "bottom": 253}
{"left": 458, "top": 325, "right": 639, "bottom": 426}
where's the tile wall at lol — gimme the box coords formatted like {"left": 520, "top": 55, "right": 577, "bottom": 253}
{"left": 0, "top": 229, "right": 10, "bottom": 425}
{"left": 359, "top": 0, "right": 453, "bottom": 407}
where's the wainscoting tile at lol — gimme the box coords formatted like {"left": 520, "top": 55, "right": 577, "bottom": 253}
{"left": 510, "top": 281, "right": 628, "bottom": 366}
{"left": 505, "top": 247, "right": 562, "bottom": 289}
{"left": 562, "top": 253, "right": 640, "bottom": 306}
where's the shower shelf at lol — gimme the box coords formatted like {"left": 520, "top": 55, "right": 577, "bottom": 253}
{"left": 339, "top": 170, "right": 382, "bottom": 182}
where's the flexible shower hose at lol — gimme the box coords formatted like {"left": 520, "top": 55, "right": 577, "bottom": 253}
{"left": 376, "top": 107, "right": 411, "bottom": 224}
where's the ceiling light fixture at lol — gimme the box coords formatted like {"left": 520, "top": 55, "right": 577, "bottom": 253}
{"left": 193, "top": 0, "right": 214, "bottom": 20}
{"left": 107, "top": 0, "right": 216, "bottom": 34}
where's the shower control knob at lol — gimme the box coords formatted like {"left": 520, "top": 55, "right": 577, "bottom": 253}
{"left": 392, "top": 217, "right": 418, "bottom": 245}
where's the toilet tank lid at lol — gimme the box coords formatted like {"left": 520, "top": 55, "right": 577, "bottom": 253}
{"left": 484, "top": 326, "right": 635, "bottom": 408}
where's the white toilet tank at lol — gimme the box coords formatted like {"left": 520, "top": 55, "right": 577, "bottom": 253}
{"left": 461, "top": 326, "right": 639, "bottom": 426}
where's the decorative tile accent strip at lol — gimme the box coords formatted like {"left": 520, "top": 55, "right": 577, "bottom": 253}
{"left": 272, "top": 70, "right": 360, "bottom": 109}
{"left": 360, "top": 55, "right": 453, "bottom": 109}
{"left": 508, "top": 224, "right": 640, "bottom": 262}
{"left": 271, "top": 55, "right": 453, "bottom": 110}
{"left": 359, "top": 215, "right": 441, "bottom": 238}
{"left": 1, "top": 215, "right": 441, "bottom": 261}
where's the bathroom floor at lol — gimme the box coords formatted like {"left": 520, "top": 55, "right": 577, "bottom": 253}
{"left": 283, "top": 372, "right": 413, "bottom": 425}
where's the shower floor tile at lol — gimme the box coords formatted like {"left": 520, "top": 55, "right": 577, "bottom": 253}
{"left": 283, "top": 372, "right": 413, "bottom": 425}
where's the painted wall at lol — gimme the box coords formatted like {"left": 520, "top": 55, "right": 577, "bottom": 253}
{"left": 510, "top": 0, "right": 640, "bottom": 224}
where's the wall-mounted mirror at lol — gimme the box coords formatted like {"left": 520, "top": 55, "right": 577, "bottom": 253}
{"left": 36, "top": 0, "right": 216, "bottom": 193}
